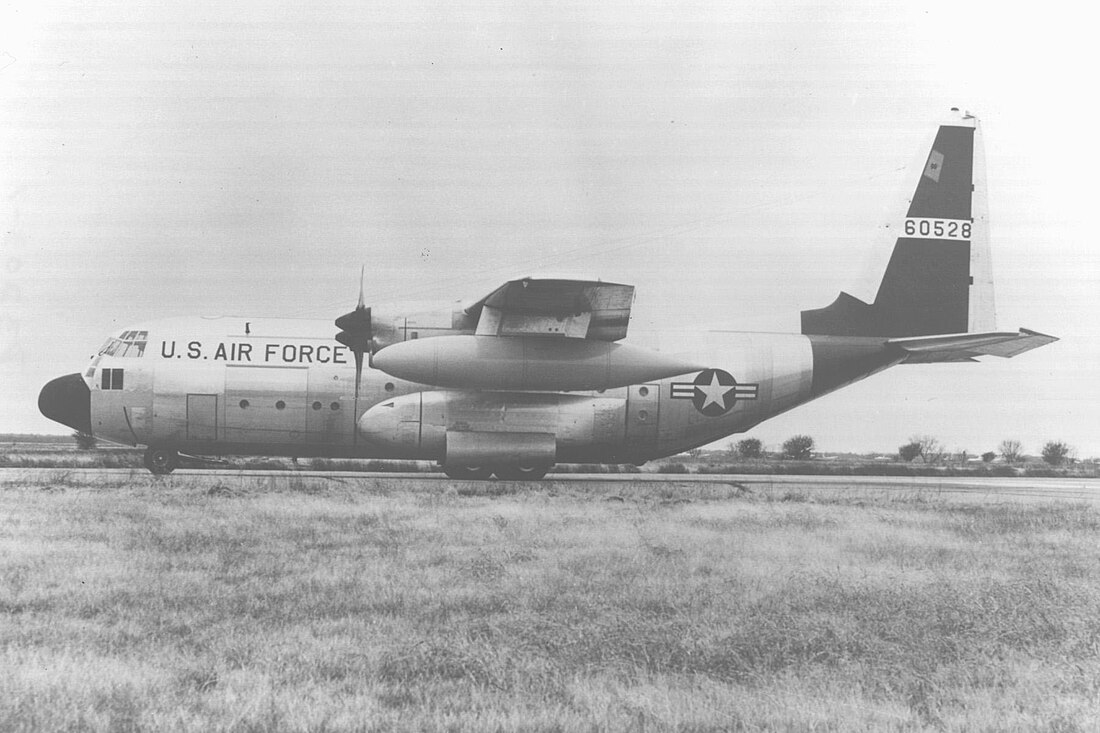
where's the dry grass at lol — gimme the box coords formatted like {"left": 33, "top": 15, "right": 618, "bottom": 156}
{"left": 2, "top": 474, "right": 1099, "bottom": 731}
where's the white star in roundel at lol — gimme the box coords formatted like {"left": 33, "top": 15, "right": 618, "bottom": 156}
{"left": 696, "top": 372, "right": 735, "bottom": 410}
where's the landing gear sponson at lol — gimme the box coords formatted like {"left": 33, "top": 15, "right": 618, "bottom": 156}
{"left": 442, "top": 463, "right": 550, "bottom": 481}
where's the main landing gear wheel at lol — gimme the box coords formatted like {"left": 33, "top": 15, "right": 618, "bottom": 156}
{"left": 443, "top": 465, "right": 493, "bottom": 480}
{"left": 144, "top": 447, "right": 179, "bottom": 475}
{"left": 494, "top": 464, "right": 550, "bottom": 481}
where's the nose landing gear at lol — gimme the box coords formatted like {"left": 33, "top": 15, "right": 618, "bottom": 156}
{"left": 143, "top": 447, "right": 179, "bottom": 475}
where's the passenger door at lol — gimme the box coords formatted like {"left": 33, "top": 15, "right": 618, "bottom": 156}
{"left": 186, "top": 394, "right": 218, "bottom": 442}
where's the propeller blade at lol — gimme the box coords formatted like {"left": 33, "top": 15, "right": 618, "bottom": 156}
{"left": 335, "top": 306, "right": 371, "bottom": 334}
{"left": 335, "top": 329, "right": 370, "bottom": 353}
{"left": 335, "top": 271, "right": 373, "bottom": 448}
{"left": 335, "top": 307, "right": 372, "bottom": 368}
{"left": 351, "top": 349, "right": 364, "bottom": 405}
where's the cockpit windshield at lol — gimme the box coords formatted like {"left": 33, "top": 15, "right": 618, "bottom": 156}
{"left": 98, "top": 330, "right": 148, "bottom": 358}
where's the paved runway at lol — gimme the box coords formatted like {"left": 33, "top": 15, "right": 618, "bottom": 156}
{"left": 3, "top": 467, "right": 1098, "bottom": 503}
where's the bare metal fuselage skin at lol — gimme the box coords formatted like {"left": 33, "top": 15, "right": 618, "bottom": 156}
{"left": 78, "top": 314, "right": 893, "bottom": 464}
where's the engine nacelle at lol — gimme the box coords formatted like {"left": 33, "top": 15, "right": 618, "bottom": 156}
{"left": 357, "top": 390, "right": 633, "bottom": 464}
{"left": 371, "top": 335, "right": 701, "bottom": 391}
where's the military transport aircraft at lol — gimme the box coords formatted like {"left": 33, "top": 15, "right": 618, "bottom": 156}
{"left": 38, "top": 110, "right": 1056, "bottom": 478}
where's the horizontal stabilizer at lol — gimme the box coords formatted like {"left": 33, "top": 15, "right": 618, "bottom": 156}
{"left": 889, "top": 328, "right": 1057, "bottom": 363}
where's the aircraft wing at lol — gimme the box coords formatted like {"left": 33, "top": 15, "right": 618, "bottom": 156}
{"left": 464, "top": 278, "right": 635, "bottom": 341}
{"left": 889, "top": 328, "right": 1058, "bottom": 363}
{"left": 371, "top": 278, "right": 696, "bottom": 390}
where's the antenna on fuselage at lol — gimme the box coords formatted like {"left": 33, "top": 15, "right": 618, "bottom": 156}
{"left": 335, "top": 265, "right": 372, "bottom": 448}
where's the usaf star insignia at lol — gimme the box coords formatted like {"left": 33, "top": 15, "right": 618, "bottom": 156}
{"left": 670, "top": 368, "right": 758, "bottom": 417}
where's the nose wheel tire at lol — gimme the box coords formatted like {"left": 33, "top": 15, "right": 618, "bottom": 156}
{"left": 144, "top": 447, "right": 179, "bottom": 475}
{"left": 494, "top": 464, "right": 550, "bottom": 481}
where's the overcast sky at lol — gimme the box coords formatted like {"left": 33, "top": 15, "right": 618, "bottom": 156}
{"left": 3, "top": 0, "right": 1097, "bottom": 457}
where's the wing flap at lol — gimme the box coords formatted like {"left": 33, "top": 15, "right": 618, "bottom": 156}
{"left": 890, "top": 328, "right": 1057, "bottom": 363}
{"left": 466, "top": 278, "right": 634, "bottom": 341}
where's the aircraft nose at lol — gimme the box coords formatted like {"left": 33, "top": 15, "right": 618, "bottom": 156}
{"left": 38, "top": 373, "right": 92, "bottom": 433}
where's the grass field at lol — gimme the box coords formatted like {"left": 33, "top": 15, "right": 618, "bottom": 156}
{"left": 2, "top": 473, "right": 1099, "bottom": 731}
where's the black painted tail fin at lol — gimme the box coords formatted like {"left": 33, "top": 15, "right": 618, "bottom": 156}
{"left": 802, "top": 110, "right": 995, "bottom": 338}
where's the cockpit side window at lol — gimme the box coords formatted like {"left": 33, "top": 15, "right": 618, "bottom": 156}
{"left": 101, "top": 368, "right": 124, "bottom": 390}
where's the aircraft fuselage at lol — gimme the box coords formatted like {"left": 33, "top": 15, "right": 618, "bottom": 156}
{"left": 50, "top": 315, "right": 895, "bottom": 468}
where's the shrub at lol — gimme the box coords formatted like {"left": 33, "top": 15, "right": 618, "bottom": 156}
{"left": 1000, "top": 439, "right": 1022, "bottom": 463}
{"left": 72, "top": 431, "right": 97, "bottom": 450}
{"left": 736, "top": 438, "right": 763, "bottom": 459}
{"left": 909, "top": 435, "right": 945, "bottom": 464}
{"left": 981, "top": 451, "right": 996, "bottom": 463}
{"left": 1041, "top": 441, "right": 1071, "bottom": 466}
{"left": 782, "top": 435, "right": 814, "bottom": 460}
{"left": 898, "top": 442, "right": 923, "bottom": 462}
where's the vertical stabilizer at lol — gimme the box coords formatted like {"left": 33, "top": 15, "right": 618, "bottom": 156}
{"left": 802, "top": 110, "right": 997, "bottom": 337}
